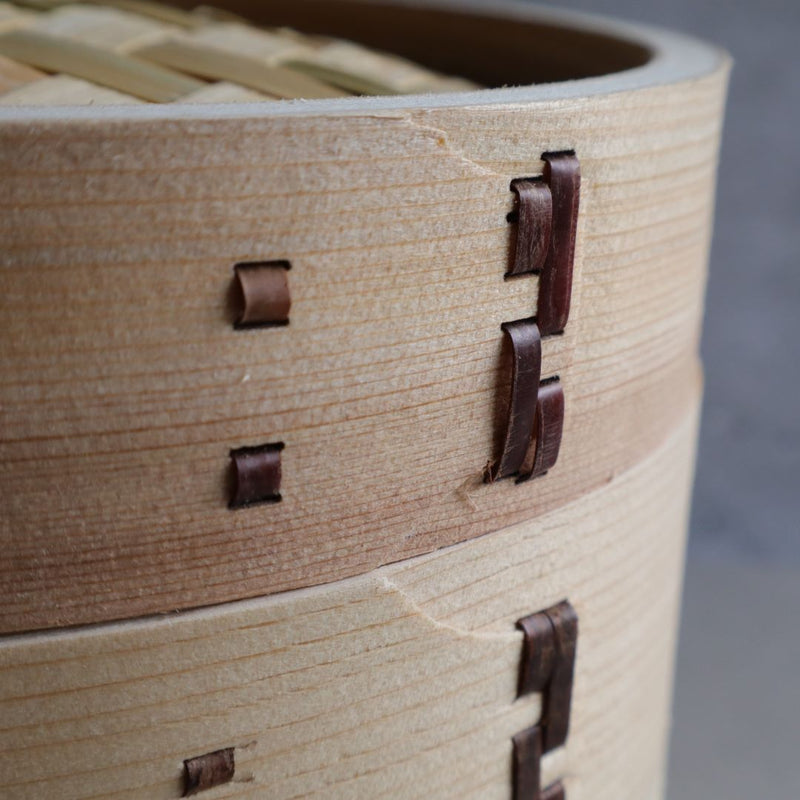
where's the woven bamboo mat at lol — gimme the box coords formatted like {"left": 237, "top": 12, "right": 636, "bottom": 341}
{"left": 0, "top": 0, "right": 480, "bottom": 104}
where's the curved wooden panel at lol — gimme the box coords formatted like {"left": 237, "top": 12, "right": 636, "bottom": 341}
{"left": 0, "top": 3, "right": 730, "bottom": 631}
{"left": 0, "top": 404, "right": 699, "bottom": 800}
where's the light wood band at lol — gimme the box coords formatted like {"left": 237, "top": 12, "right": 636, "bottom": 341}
{"left": 0, "top": 402, "right": 699, "bottom": 800}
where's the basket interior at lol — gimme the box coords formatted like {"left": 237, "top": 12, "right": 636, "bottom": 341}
{"left": 0, "top": 0, "right": 653, "bottom": 105}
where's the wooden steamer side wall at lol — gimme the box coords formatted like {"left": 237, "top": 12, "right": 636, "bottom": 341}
{"left": 0, "top": 412, "right": 699, "bottom": 800}
{"left": 0, "top": 68, "right": 727, "bottom": 632}
{"left": 0, "top": 18, "right": 729, "bottom": 800}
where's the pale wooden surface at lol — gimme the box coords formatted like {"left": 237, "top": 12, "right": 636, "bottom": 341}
{"left": 0, "top": 53, "right": 729, "bottom": 632}
{"left": 0, "top": 402, "right": 699, "bottom": 800}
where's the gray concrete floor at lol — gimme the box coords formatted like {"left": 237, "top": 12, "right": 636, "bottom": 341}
{"left": 557, "top": 0, "right": 800, "bottom": 572}
{"left": 668, "top": 557, "right": 800, "bottom": 798}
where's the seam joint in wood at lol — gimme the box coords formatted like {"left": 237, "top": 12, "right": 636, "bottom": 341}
{"left": 489, "top": 152, "right": 579, "bottom": 483}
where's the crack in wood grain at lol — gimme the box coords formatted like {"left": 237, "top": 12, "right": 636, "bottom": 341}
{"left": 402, "top": 113, "right": 501, "bottom": 179}
{"left": 377, "top": 576, "right": 519, "bottom": 643}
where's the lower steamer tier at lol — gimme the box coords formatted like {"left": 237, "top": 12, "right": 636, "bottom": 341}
{"left": 0, "top": 403, "right": 698, "bottom": 800}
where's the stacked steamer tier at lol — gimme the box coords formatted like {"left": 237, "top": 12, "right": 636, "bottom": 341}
{"left": 0, "top": 2, "right": 729, "bottom": 798}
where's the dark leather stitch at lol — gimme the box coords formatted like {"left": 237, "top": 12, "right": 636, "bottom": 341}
{"left": 538, "top": 153, "right": 580, "bottom": 336}
{"left": 513, "top": 601, "right": 578, "bottom": 799}
{"left": 508, "top": 178, "right": 552, "bottom": 276}
{"left": 182, "top": 748, "right": 235, "bottom": 796}
{"left": 229, "top": 442, "right": 284, "bottom": 508}
{"left": 489, "top": 318, "right": 542, "bottom": 481}
{"left": 517, "top": 380, "right": 565, "bottom": 483}
{"left": 233, "top": 261, "right": 291, "bottom": 328}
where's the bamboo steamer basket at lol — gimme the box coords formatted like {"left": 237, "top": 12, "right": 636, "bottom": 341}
{"left": 0, "top": 1, "right": 729, "bottom": 798}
